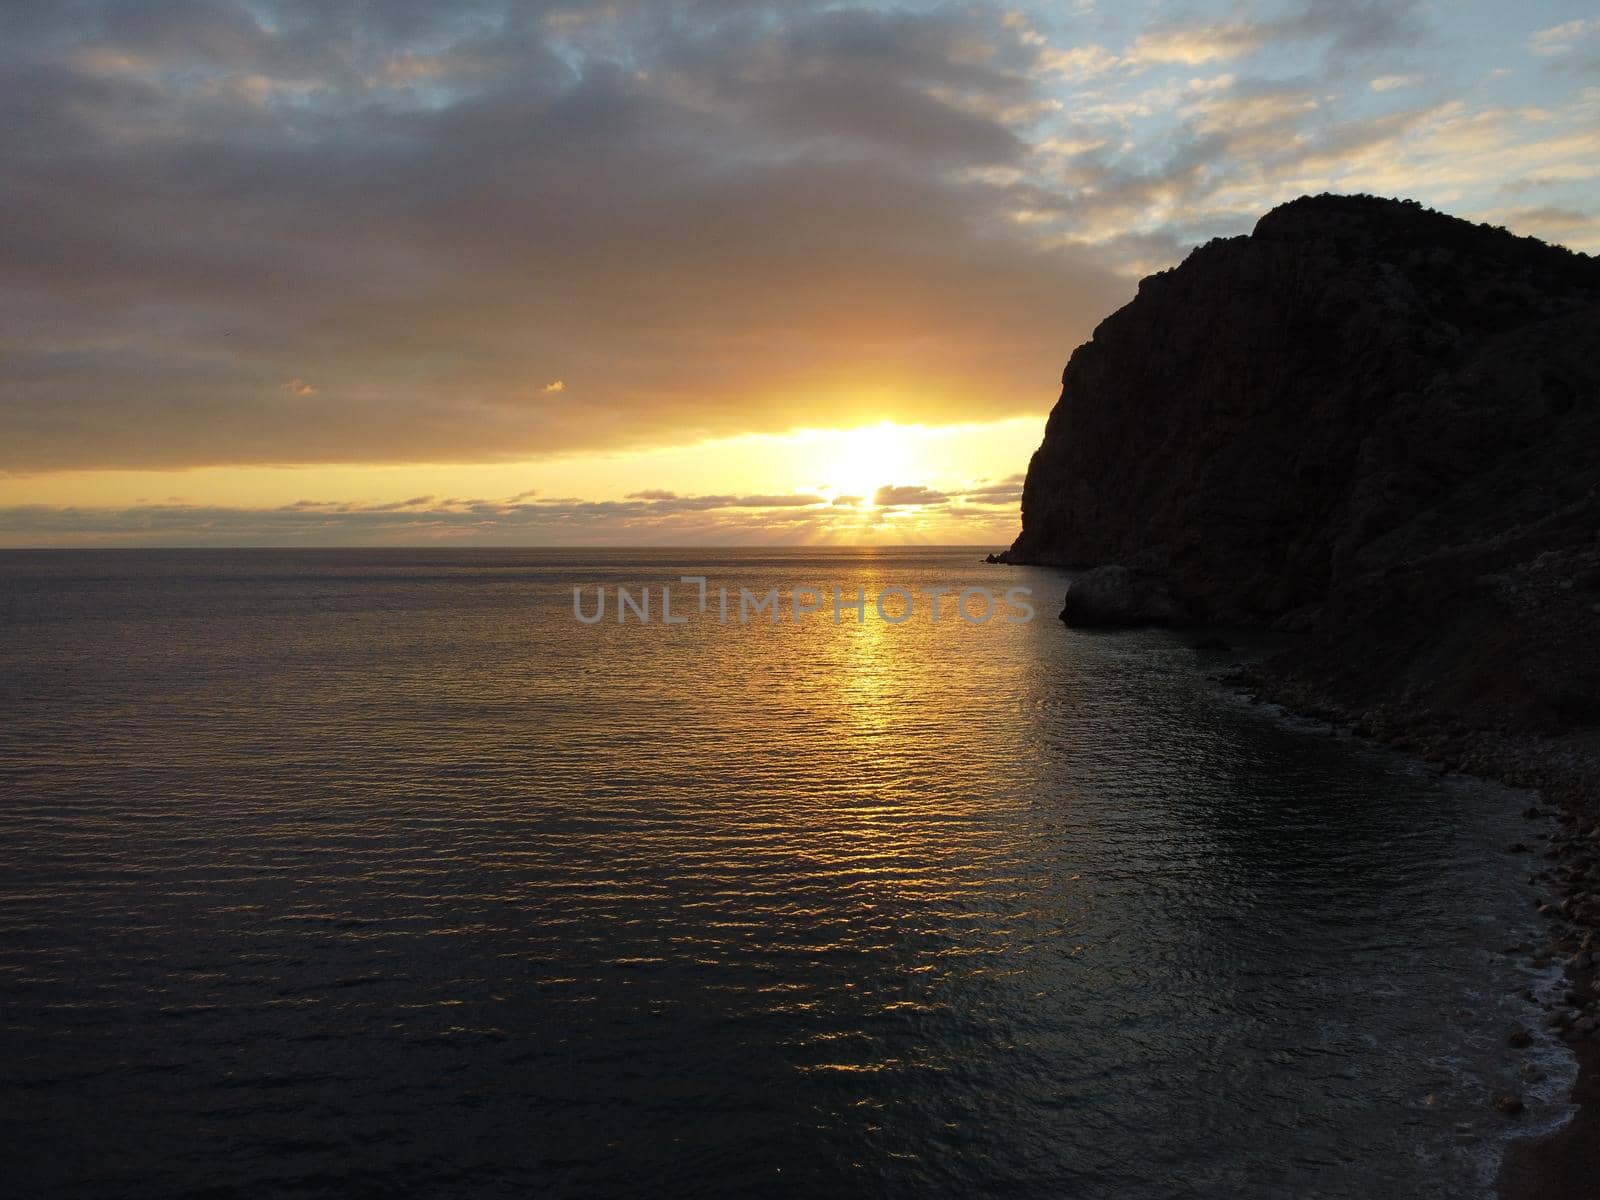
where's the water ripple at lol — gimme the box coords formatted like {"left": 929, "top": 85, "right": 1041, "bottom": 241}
{"left": 0, "top": 548, "right": 1568, "bottom": 1199}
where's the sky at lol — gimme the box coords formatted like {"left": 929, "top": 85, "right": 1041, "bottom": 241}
{"left": 2, "top": 0, "right": 1597, "bottom": 546}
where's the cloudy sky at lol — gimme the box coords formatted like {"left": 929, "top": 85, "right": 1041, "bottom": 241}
{"left": 3, "top": 0, "right": 1597, "bottom": 545}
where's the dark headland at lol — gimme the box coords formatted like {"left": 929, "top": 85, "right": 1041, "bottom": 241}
{"left": 995, "top": 193, "right": 1600, "bottom": 1198}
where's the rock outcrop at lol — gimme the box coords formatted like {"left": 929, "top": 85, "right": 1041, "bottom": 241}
{"left": 1009, "top": 193, "right": 1600, "bottom": 737}
{"left": 1058, "top": 565, "right": 1191, "bottom": 627}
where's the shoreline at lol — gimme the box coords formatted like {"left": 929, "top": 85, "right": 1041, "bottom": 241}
{"left": 1498, "top": 1037, "right": 1600, "bottom": 1200}
{"left": 1224, "top": 664, "right": 1600, "bottom": 1200}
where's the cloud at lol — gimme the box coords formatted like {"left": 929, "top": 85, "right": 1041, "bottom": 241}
{"left": 1127, "top": 23, "right": 1265, "bottom": 67}
{"left": 696, "top": 494, "right": 825, "bottom": 509}
{"left": 1036, "top": 44, "right": 1120, "bottom": 80}
{"left": 1529, "top": 19, "right": 1600, "bottom": 56}
{"left": 1007, "top": 32, "right": 1600, "bottom": 257}
{"left": 1075, "top": 1, "right": 1426, "bottom": 76}
{"left": 0, "top": 487, "right": 1020, "bottom": 546}
{"left": 873, "top": 484, "right": 950, "bottom": 507}
{"left": 1275, "top": 0, "right": 1425, "bottom": 54}
{"left": 0, "top": 0, "right": 1125, "bottom": 474}
{"left": 1370, "top": 74, "right": 1424, "bottom": 92}
{"left": 1, "top": 0, "right": 1595, "bottom": 489}
{"left": 1477, "top": 205, "right": 1600, "bottom": 248}
{"left": 953, "top": 478, "right": 1025, "bottom": 504}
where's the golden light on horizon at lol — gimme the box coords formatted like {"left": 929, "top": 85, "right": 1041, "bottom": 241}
{"left": 0, "top": 416, "right": 1041, "bottom": 546}
{"left": 822, "top": 422, "right": 916, "bottom": 506}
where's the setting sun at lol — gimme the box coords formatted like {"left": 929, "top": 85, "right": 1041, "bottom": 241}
{"left": 0, "top": 417, "right": 1041, "bottom": 546}
{"left": 825, "top": 421, "right": 915, "bottom": 505}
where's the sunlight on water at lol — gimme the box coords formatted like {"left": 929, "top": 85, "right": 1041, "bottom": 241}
{"left": 0, "top": 548, "right": 1570, "bottom": 1199}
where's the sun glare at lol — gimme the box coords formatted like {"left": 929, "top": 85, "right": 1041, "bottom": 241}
{"left": 828, "top": 422, "right": 914, "bottom": 505}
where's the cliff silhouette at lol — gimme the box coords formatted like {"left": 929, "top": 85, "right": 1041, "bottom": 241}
{"left": 1004, "top": 195, "right": 1600, "bottom": 1190}
{"left": 1007, "top": 193, "right": 1600, "bottom": 740}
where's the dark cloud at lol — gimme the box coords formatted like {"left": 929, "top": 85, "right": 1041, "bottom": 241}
{"left": 0, "top": 0, "right": 1122, "bottom": 473}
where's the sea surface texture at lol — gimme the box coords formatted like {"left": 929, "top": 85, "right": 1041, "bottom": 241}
{"left": 0, "top": 549, "right": 1570, "bottom": 1198}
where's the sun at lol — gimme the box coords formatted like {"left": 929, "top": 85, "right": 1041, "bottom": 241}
{"left": 828, "top": 422, "right": 915, "bottom": 505}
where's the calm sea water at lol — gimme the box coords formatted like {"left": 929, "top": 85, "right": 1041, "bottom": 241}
{"left": 0, "top": 548, "right": 1573, "bottom": 1198}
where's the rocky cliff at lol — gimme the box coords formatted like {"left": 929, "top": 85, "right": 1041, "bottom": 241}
{"left": 1008, "top": 193, "right": 1600, "bottom": 736}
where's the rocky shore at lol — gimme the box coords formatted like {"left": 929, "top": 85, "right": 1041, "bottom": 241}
{"left": 1224, "top": 664, "right": 1600, "bottom": 1199}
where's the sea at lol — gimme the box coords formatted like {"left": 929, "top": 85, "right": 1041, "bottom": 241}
{"left": 0, "top": 547, "right": 1576, "bottom": 1198}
